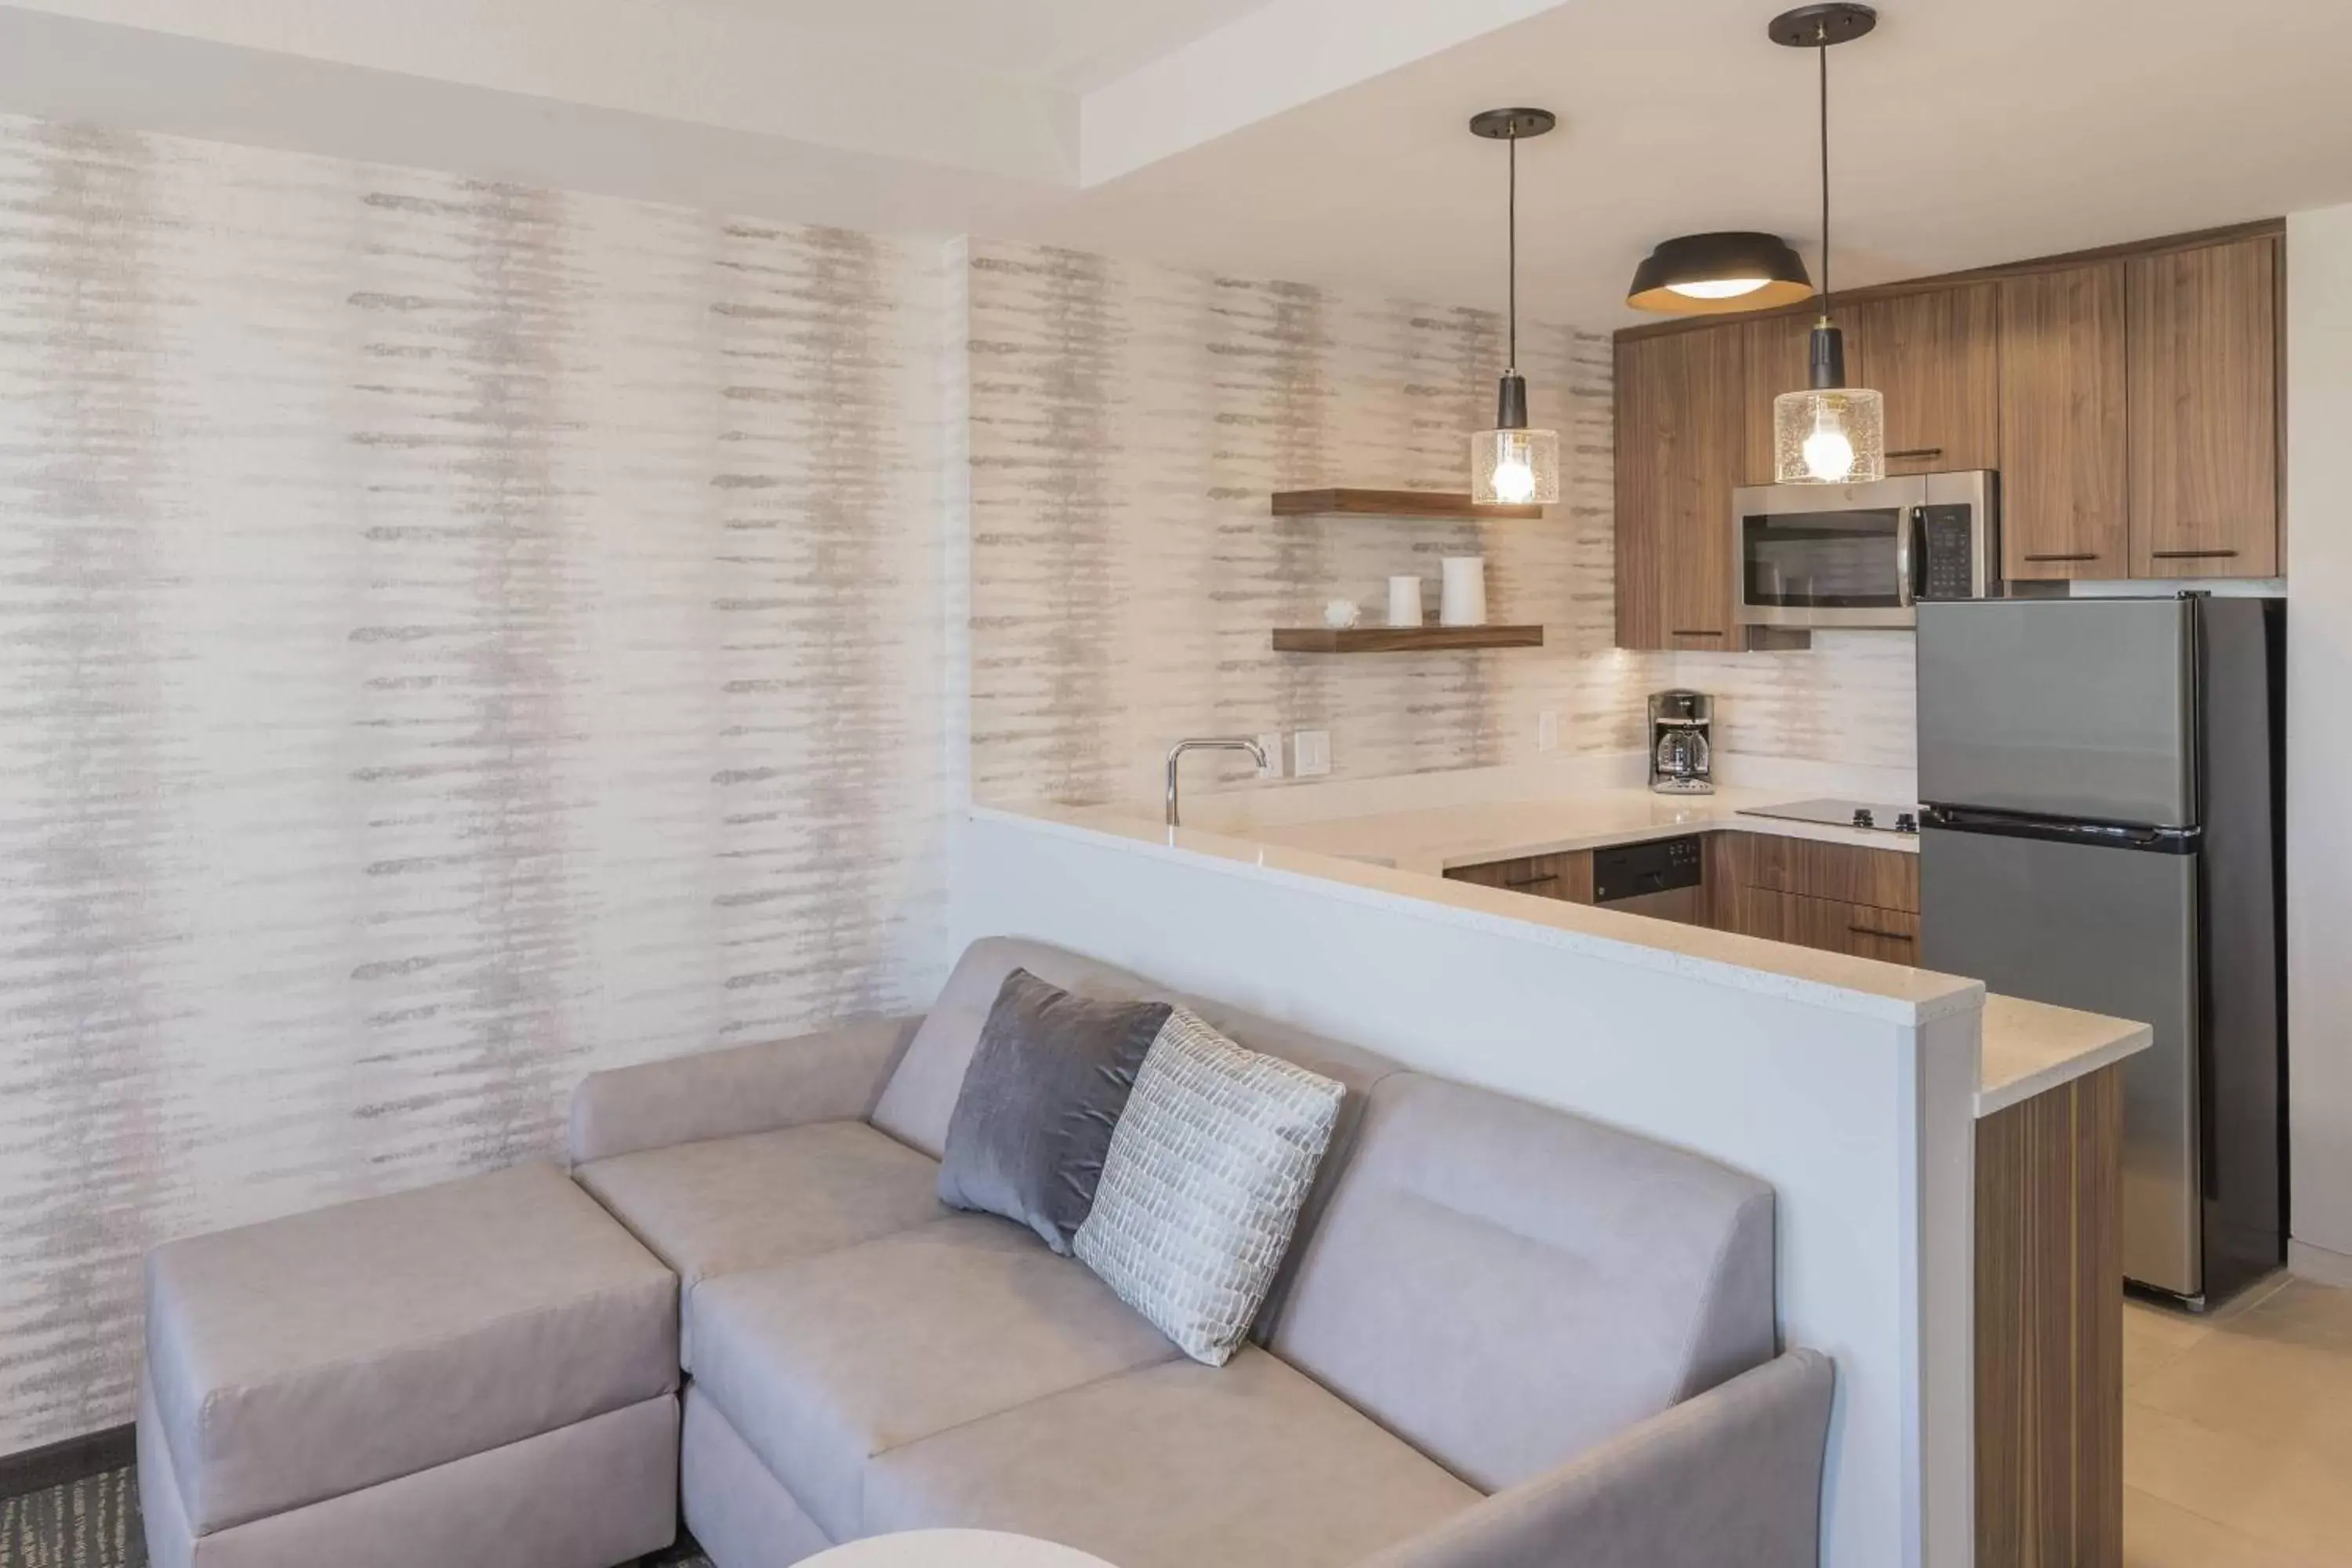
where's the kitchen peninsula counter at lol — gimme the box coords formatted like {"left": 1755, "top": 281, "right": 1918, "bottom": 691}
{"left": 1178, "top": 786, "right": 2147, "bottom": 1118}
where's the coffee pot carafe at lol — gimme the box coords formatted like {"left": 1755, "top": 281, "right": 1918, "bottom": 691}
{"left": 1649, "top": 690, "right": 1714, "bottom": 796}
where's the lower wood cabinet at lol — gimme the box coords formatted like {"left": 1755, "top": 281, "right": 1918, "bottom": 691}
{"left": 1728, "top": 887, "right": 1920, "bottom": 964}
{"left": 1976, "top": 1065, "right": 2125, "bottom": 1566}
{"left": 1708, "top": 833, "right": 1920, "bottom": 960}
{"left": 1444, "top": 851, "right": 1595, "bottom": 904}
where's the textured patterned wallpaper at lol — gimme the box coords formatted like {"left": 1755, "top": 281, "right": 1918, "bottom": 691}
{"left": 0, "top": 118, "right": 949, "bottom": 1452}
{"left": 1676, "top": 632, "right": 1919, "bottom": 771}
{"left": 964, "top": 240, "right": 1657, "bottom": 813}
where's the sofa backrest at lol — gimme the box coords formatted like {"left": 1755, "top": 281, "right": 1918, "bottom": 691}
{"left": 871, "top": 936, "right": 1403, "bottom": 1328}
{"left": 873, "top": 935, "right": 1400, "bottom": 1157}
{"left": 1265, "top": 1072, "right": 1776, "bottom": 1494}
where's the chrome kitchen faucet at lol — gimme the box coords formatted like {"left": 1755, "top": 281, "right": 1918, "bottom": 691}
{"left": 1164, "top": 737, "right": 1270, "bottom": 828}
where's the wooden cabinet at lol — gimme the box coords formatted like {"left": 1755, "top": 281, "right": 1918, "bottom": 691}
{"left": 2127, "top": 234, "right": 2281, "bottom": 578}
{"left": 1843, "top": 283, "right": 2003, "bottom": 475}
{"left": 1976, "top": 1065, "right": 2125, "bottom": 1566}
{"left": 1740, "top": 311, "right": 1813, "bottom": 485}
{"left": 2000, "top": 263, "right": 2130, "bottom": 581}
{"left": 1731, "top": 887, "right": 1921, "bottom": 964}
{"left": 1614, "top": 223, "right": 2286, "bottom": 642}
{"left": 1739, "top": 285, "right": 2001, "bottom": 484}
{"left": 1445, "top": 851, "right": 1595, "bottom": 905}
{"left": 1615, "top": 328, "right": 1744, "bottom": 651}
{"left": 1711, "top": 833, "right": 1920, "bottom": 964}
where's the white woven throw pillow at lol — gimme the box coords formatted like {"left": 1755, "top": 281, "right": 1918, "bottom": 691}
{"left": 1073, "top": 1007, "right": 1344, "bottom": 1366}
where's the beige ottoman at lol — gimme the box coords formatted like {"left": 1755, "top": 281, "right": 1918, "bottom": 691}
{"left": 138, "top": 1162, "right": 680, "bottom": 1568}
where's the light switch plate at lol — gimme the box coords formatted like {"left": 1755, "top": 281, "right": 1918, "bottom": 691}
{"left": 1537, "top": 710, "right": 1559, "bottom": 753}
{"left": 1255, "top": 731, "right": 1284, "bottom": 779}
{"left": 1294, "top": 729, "right": 1331, "bottom": 778}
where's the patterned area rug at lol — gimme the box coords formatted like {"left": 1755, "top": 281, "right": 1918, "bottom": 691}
{"left": 0, "top": 1466, "right": 713, "bottom": 1568}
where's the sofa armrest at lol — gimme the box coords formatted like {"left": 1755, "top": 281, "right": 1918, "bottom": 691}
{"left": 568, "top": 1013, "right": 924, "bottom": 1165}
{"left": 1357, "top": 1348, "right": 1835, "bottom": 1568}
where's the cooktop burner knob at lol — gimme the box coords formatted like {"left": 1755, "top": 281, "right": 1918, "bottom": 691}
{"left": 1896, "top": 811, "right": 1919, "bottom": 834}
{"left": 1852, "top": 808, "right": 1875, "bottom": 829}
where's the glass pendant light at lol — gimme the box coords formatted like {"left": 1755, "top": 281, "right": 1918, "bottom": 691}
{"left": 1468, "top": 107, "right": 1560, "bottom": 506}
{"left": 1769, "top": 3, "right": 1884, "bottom": 485}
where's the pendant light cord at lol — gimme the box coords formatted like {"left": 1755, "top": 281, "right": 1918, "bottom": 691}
{"left": 1817, "top": 35, "right": 1831, "bottom": 313}
{"left": 1506, "top": 129, "right": 1518, "bottom": 372}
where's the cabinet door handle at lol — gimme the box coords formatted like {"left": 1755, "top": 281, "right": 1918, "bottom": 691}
{"left": 2023, "top": 551, "right": 2100, "bottom": 562}
{"left": 1849, "top": 924, "right": 1915, "bottom": 941}
{"left": 2151, "top": 548, "right": 2241, "bottom": 560}
{"left": 1671, "top": 629, "right": 1725, "bottom": 638}
{"left": 1504, "top": 873, "right": 1559, "bottom": 890}
{"left": 1886, "top": 447, "right": 1945, "bottom": 460}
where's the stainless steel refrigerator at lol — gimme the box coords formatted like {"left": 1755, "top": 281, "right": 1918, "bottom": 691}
{"left": 1917, "top": 594, "right": 2286, "bottom": 1305}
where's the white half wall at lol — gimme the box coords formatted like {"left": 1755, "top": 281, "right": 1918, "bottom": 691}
{"left": 2286, "top": 204, "right": 2352, "bottom": 1274}
{"left": 953, "top": 807, "right": 1983, "bottom": 1568}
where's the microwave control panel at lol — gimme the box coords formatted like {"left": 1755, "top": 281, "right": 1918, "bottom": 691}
{"left": 1918, "top": 504, "right": 1980, "bottom": 600}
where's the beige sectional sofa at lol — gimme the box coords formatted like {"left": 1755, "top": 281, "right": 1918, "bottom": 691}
{"left": 570, "top": 936, "right": 1836, "bottom": 1568}
{"left": 140, "top": 933, "right": 1832, "bottom": 1568}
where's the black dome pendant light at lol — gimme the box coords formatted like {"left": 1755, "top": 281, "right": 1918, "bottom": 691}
{"left": 1627, "top": 231, "right": 1813, "bottom": 315}
{"left": 1769, "top": 1, "right": 1885, "bottom": 484}
{"left": 1468, "top": 106, "right": 1561, "bottom": 506}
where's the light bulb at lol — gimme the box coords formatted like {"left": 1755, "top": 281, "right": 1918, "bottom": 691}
{"left": 1802, "top": 413, "right": 1856, "bottom": 482}
{"left": 1491, "top": 458, "right": 1537, "bottom": 504}
{"left": 1667, "top": 277, "right": 1771, "bottom": 300}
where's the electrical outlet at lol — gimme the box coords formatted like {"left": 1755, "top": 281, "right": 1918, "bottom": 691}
{"left": 1255, "top": 731, "right": 1284, "bottom": 779}
{"left": 1537, "top": 710, "right": 1559, "bottom": 753}
{"left": 1294, "top": 729, "right": 1332, "bottom": 778}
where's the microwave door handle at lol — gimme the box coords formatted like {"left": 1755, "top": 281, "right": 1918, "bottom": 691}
{"left": 1897, "top": 506, "right": 1920, "bottom": 608}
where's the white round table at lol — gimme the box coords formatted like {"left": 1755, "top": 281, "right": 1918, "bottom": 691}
{"left": 802, "top": 1530, "right": 1118, "bottom": 1568}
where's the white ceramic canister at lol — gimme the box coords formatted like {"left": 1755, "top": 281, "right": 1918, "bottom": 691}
{"left": 1439, "top": 556, "right": 1488, "bottom": 626}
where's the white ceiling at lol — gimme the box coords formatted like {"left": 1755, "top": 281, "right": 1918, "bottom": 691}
{"left": 5, "top": 0, "right": 2352, "bottom": 326}
{"left": 1036, "top": 0, "right": 2352, "bottom": 324}
{"left": 684, "top": 0, "right": 1276, "bottom": 90}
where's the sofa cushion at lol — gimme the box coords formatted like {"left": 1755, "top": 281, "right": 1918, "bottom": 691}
{"left": 143, "top": 1162, "right": 675, "bottom": 1536}
{"left": 1265, "top": 1073, "right": 1777, "bottom": 1493}
{"left": 1073, "top": 1009, "right": 1344, "bottom": 1366}
{"left": 688, "top": 1214, "right": 1181, "bottom": 1541}
{"left": 936, "top": 968, "right": 1171, "bottom": 1255}
{"left": 862, "top": 1347, "right": 1479, "bottom": 1568}
{"left": 574, "top": 1120, "right": 945, "bottom": 1368}
{"left": 869, "top": 937, "right": 1404, "bottom": 1340}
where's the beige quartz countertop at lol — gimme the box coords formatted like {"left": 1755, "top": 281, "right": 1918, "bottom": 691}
{"left": 1240, "top": 785, "right": 1919, "bottom": 878}
{"left": 1171, "top": 787, "right": 2150, "bottom": 1120}
{"left": 1976, "top": 994, "right": 2152, "bottom": 1117}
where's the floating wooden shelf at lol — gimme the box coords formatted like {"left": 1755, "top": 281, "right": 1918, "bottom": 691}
{"left": 1270, "top": 488, "right": 1544, "bottom": 521}
{"left": 1272, "top": 625, "right": 1545, "bottom": 654}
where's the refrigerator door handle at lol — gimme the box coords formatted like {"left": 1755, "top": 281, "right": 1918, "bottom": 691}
{"left": 1921, "top": 804, "right": 2201, "bottom": 852}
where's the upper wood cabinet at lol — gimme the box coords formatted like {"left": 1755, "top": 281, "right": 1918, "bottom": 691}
{"left": 2126, "top": 235, "right": 2281, "bottom": 578}
{"left": 1843, "top": 283, "right": 2002, "bottom": 475}
{"left": 1737, "top": 285, "right": 2000, "bottom": 483}
{"left": 1616, "top": 327, "right": 1745, "bottom": 652}
{"left": 1612, "top": 223, "right": 2286, "bottom": 648}
{"left": 1999, "top": 263, "right": 2130, "bottom": 581}
{"left": 1740, "top": 313, "right": 1811, "bottom": 485}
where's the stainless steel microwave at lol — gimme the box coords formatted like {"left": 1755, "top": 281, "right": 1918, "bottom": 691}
{"left": 1732, "top": 470, "right": 2000, "bottom": 630}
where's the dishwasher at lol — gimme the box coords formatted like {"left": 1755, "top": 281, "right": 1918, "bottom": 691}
{"left": 1591, "top": 835, "right": 1706, "bottom": 925}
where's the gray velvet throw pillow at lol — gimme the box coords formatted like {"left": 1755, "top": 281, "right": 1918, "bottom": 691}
{"left": 937, "top": 968, "right": 1174, "bottom": 1254}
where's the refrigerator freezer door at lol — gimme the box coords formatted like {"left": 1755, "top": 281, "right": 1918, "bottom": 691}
{"left": 1917, "top": 597, "right": 2198, "bottom": 828}
{"left": 1920, "top": 826, "right": 2201, "bottom": 1296}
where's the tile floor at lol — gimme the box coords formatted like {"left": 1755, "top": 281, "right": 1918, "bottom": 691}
{"left": 2125, "top": 1274, "right": 2352, "bottom": 1566}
